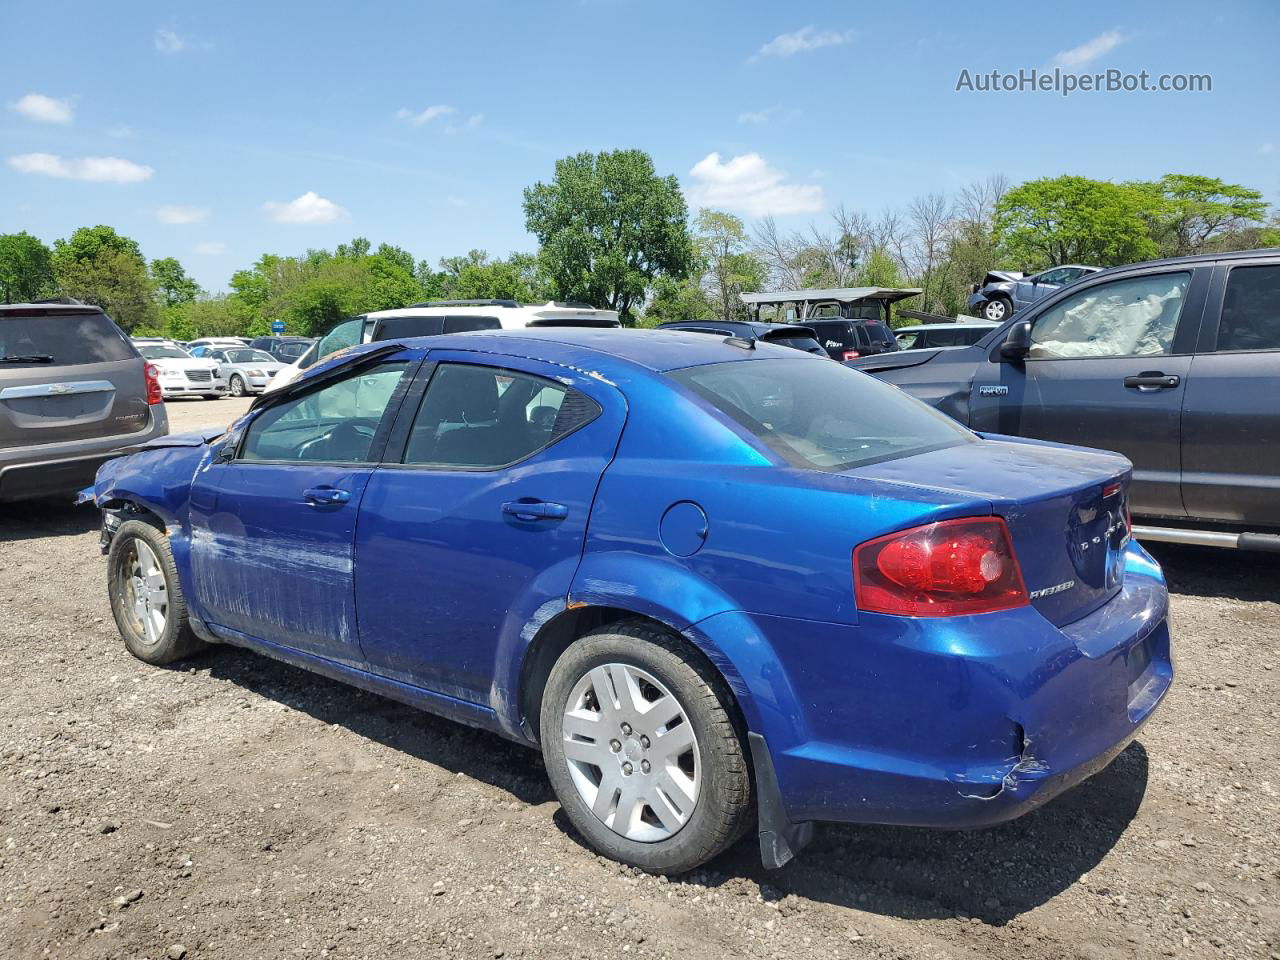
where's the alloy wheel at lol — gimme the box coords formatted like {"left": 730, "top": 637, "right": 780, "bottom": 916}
{"left": 124, "top": 539, "right": 167, "bottom": 646}
{"left": 560, "top": 663, "right": 701, "bottom": 842}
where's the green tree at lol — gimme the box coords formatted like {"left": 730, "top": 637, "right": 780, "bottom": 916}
{"left": 56, "top": 249, "right": 158, "bottom": 331}
{"left": 694, "top": 210, "right": 767, "bottom": 321}
{"left": 1143, "top": 174, "right": 1268, "bottom": 256}
{"left": 150, "top": 257, "right": 202, "bottom": 307}
{"left": 641, "top": 275, "right": 711, "bottom": 326}
{"left": 52, "top": 225, "right": 143, "bottom": 271}
{"left": 523, "top": 149, "right": 695, "bottom": 323}
{"left": 0, "top": 232, "right": 55, "bottom": 303}
{"left": 995, "top": 176, "right": 1159, "bottom": 269}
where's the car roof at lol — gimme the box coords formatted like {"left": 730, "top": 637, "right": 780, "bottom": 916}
{"left": 658, "top": 320, "right": 815, "bottom": 336}
{"left": 896, "top": 322, "right": 999, "bottom": 333}
{"left": 357, "top": 326, "right": 823, "bottom": 374}
{"left": 1086, "top": 247, "right": 1280, "bottom": 280}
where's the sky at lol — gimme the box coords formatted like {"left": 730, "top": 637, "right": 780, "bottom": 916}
{"left": 2, "top": 0, "right": 1278, "bottom": 292}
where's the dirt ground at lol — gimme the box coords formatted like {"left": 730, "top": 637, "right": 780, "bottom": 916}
{"left": 1, "top": 397, "right": 1277, "bottom": 960}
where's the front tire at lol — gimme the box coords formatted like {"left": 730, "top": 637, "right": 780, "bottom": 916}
{"left": 983, "top": 296, "right": 1011, "bottom": 322}
{"left": 540, "top": 621, "right": 751, "bottom": 873}
{"left": 107, "top": 520, "right": 206, "bottom": 665}
{"left": 229, "top": 375, "right": 246, "bottom": 397}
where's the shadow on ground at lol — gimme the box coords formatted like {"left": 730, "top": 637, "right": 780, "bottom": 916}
{"left": 0, "top": 496, "right": 97, "bottom": 543}
{"left": 203, "top": 635, "right": 1147, "bottom": 927}
{"left": 1146, "top": 541, "right": 1280, "bottom": 603}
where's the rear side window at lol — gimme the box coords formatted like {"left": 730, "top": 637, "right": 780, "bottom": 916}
{"left": 1216, "top": 265, "right": 1280, "bottom": 352}
{"left": 864, "top": 324, "right": 896, "bottom": 346}
{"left": 443, "top": 315, "right": 501, "bottom": 333}
{"left": 402, "top": 363, "right": 599, "bottom": 468}
{"left": 0, "top": 311, "right": 135, "bottom": 366}
{"left": 671, "top": 358, "right": 973, "bottom": 471}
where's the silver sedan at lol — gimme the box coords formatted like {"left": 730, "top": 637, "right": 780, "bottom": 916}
{"left": 207, "top": 348, "right": 286, "bottom": 397}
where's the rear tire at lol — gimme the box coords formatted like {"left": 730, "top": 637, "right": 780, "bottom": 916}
{"left": 540, "top": 621, "right": 751, "bottom": 873}
{"left": 107, "top": 520, "right": 207, "bottom": 665}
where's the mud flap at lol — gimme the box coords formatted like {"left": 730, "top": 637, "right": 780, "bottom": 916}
{"left": 748, "top": 732, "right": 813, "bottom": 869}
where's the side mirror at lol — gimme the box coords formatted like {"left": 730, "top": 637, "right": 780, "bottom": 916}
{"left": 1000, "top": 320, "right": 1032, "bottom": 361}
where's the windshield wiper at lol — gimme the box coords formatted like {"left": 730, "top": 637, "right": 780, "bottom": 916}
{"left": 0, "top": 354, "right": 55, "bottom": 364}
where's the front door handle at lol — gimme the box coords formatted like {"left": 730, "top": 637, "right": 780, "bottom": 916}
{"left": 502, "top": 499, "right": 568, "bottom": 521}
{"left": 1123, "top": 372, "right": 1180, "bottom": 391}
{"left": 303, "top": 486, "right": 351, "bottom": 506}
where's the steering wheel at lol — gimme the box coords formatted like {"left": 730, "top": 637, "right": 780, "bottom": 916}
{"left": 296, "top": 421, "right": 376, "bottom": 461}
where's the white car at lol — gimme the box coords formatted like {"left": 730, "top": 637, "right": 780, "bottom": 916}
{"left": 265, "top": 300, "right": 622, "bottom": 393}
{"left": 135, "top": 343, "right": 227, "bottom": 400}
{"left": 205, "top": 347, "right": 285, "bottom": 397}
{"left": 186, "top": 337, "right": 251, "bottom": 358}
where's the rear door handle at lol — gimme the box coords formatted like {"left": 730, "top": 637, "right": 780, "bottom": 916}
{"left": 1123, "top": 372, "right": 1180, "bottom": 391}
{"left": 502, "top": 499, "right": 568, "bottom": 521}
{"left": 303, "top": 486, "right": 351, "bottom": 506}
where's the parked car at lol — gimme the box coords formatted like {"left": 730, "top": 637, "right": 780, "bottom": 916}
{"left": 656, "top": 320, "right": 827, "bottom": 355}
{"left": 136, "top": 343, "right": 227, "bottom": 400}
{"left": 186, "top": 337, "right": 251, "bottom": 357}
{"left": 86, "top": 328, "right": 1170, "bottom": 873}
{"left": 805, "top": 316, "right": 900, "bottom": 360}
{"left": 740, "top": 286, "right": 918, "bottom": 361}
{"left": 896, "top": 321, "right": 998, "bottom": 350}
{"left": 850, "top": 249, "right": 1280, "bottom": 550}
{"left": 0, "top": 301, "right": 167, "bottom": 501}
{"left": 206, "top": 347, "right": 286, "bottom": 396}
{"left": 968, "top": 265, "right": 1101, "bottom": 322}
{"left": 247, "top": 336, "right": 316, "bottom": 363}
{"left": 267, "top": 300, "right": 623, "bottom": 393}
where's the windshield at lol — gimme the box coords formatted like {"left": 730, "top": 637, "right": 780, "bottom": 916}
{"left": 139, "top": 345, "right": 191, "bottom": 359}
{"left": 223, "top": 349, "right": 275, "bottom": 363}
{"left": 670, "top": 358, "right": 973, "bottom": 471}
{"left": 0, "top": 311, "right": 136, "bottom": 365}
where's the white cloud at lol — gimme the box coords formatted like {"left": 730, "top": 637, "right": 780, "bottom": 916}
{"left": 262, "top": 191, "right": 349, "bottom": 224}
{"left": 11, "top": 93, "right": 74, "bottom": 124}
{"left": 445, "top": 112, "right": 485, "bottom": 135}
{"left": 686, "top": 152, "right": 824, "bottom": 217}
{"left": 1260, "top": 142, "right": 1275, "bottom": 155}
{"left": 193, "top": 242, "right": 225, "bottom": 255}
{"left": 396, "top": 105, "right": 455, "bottom": 125}
{"left": 754, "top": 26, "right": 854, "bottom": 60}
{"left": 155, "top": 28, "right": 187, "bottom": 54}
{"left": 156, "top": 204, "right": 210, "bottom": 224}
{"left": 1050, "top": 29, "right": 1124, "bottom": 68}
{"left": 737, "top": 106, "right": 779, "bottom": 125}
{"left": 8, "top": 153, "right": 154, "bottom": 183}
{"left": 445, "top": 195, "right": 467, "bottom": 207}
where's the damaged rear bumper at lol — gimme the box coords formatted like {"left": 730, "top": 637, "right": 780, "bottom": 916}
{"left": 704, "top": 542, "right": 1171, "bottom": 835}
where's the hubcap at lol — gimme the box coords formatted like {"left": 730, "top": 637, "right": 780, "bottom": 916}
{"left": 560, "top": 663, "right": 700, "bottom": 843}
{"left": 986, "top": 301, "right": 1007, "bottom": 321}
{"left": 231, "top": 377, "right": 244, "bottom": 396}
{"left": 124, "top": 539, "right": 167, "bottom": 645}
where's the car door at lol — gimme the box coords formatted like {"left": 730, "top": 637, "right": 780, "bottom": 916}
{"left": 353, "top": 351, "right": 626, "bottom": 702}
{"left": 187, "top": 350, "right": 420, "bottom": 665}
{"left": 1181, "top": 260, "right": 1280, "bottom": 527}
{"left": 969, "top": 265, "right": 1210, "bottom": 519}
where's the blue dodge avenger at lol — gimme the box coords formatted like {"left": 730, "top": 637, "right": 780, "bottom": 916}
{"left": 87, "top": 328, "right": 1171, "bottom": 873}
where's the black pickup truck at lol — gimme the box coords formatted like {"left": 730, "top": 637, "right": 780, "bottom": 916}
{"left": 848, "top": 249, "right": 1280, "bottom": 551}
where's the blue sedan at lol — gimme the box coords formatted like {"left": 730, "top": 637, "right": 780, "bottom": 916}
{"left": 86, "top": 329, "right": 1171, "bottom": 873}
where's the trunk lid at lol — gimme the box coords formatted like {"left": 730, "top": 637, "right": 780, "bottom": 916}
{"left": 850, "top": 436, "right": 1132, "bottom": 626}
{"left": 0, "top": 309, "right": 150, "bottom": 450}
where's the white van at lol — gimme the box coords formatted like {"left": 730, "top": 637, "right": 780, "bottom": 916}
{"left": 264, "top": 300, "right": 621, "bottom": 393}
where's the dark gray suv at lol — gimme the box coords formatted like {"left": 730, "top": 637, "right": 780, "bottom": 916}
{"left": 0, "top": 302, "right": 168, "bottom": 502}
{"left": 849, "top": 249, "right": 1280, "bottom": 550}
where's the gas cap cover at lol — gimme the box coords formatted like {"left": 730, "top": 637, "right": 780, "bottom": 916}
{"left": 659, "top": 501, "right": 709, "bottom": 557}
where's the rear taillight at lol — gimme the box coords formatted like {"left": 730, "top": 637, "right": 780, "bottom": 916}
{"left": 144, "top": 363, "right": 163, "bottom": 405}
{"left": 853, "top": 517, "right": 1028, "bottom": 617}
{"left": 842, "top": 350, "right": 861, "bottom": 361}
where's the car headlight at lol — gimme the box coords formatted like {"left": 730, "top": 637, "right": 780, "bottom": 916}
{"left": 245, "top": 369, "right": 264, "bottom": 377}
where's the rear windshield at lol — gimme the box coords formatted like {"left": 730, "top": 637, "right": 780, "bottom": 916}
{"left": 764, "top": 335, "right": 825, "bottom": 353}
{"left": 670, "top": 358, "right": 973, "bottom": 471}
{"left": 0, "top": 311, "right": 135, "bottom": 366}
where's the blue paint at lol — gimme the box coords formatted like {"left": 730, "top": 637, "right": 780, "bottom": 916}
{"left": 89, "top": 329, "right": 1172, "bottom": 843}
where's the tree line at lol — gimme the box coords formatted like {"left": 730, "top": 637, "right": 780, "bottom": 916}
{"left": 1, "top": 150, "right": 1275, "bottom": 337}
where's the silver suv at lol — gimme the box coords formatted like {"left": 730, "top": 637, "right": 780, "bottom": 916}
{"left": 0, "top": 301, "right": 168, "bottom": 502}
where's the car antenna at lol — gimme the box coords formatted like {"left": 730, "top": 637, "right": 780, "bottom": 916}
{"left": 723, "top": 335, "right": 756, "bottom": 350}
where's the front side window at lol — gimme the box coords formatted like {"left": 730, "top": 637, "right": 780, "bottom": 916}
{"left": 1216, "top": 264, "right": 1280, "bottom": 352}
{"left": 671, "top": 358, "right": 973, "bottom": 471}
{"left": 402, "top": 363, "right": 598, "bottom": 468}
{"left": 240, "top": 361, "right": 409, "bottom": 463}
{"left": 1030, "top": 272, "right": 1190, "bottom": 359}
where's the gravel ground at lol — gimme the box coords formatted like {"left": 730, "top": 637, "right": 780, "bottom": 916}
{"left": 1, "top": 398, "right": 1277, "bottom": 960}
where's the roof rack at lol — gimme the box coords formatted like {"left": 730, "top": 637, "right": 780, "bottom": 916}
{"left": 406, "top": 299, "right": 520, "bottom": 309}
{"left": 31, "top": 296, "right": 85, "bottom": 305}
